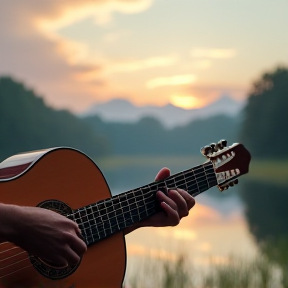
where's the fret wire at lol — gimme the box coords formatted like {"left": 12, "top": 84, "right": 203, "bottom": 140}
{"left": 112, "top": 197, "right": 121, "bottom": 230}
{"left": 204, "top": 164, "right": 217, "bottom": 187}
{"left": 132, "top": 189, "right": 141, "bottom": 221}
{"left": 84, "top": 206, "right": 94, "bottom": 243}
{"left": 182, "top": 171, "right": 189, "bottom": 191}
{"left": 79, "top": 173, "right": 217, "bottom": 244}
{"left": 91, "top": 205, "right": 101, "bottom": 240}
{"left": 84, "top": 205, "right": 156, "bottom": 243}
{"left": 77, "top": 208, "right": 87, "bottom": 240}
{"left": 76, "top": 171, "right": 216, "bottom": 230}
{"left": 124, "top": 192, "right": 132, "bottom": 224}
{"left": 103, "top": 201, "right": 113, "bottom": 235}
{"left": 83, "top": 193, "right": 158, "bottom": 241}
{"left": 74, "top": 162, "right": 217, "bottom": 241}
{"left": 73, "top": 167, "right": 216, "bottom": 226}
{"left": 140, "top": 187, "right": 149, "bottom": 217}
{"left": 119, "top": 194, "right": 127, "bottom": 228}
{"left": 82, "top": 196, "right": 156, "bottom": 229}
{"left": 75, "top": 176, "right": 216, "bottom": 236}
{"left": 192, "top": 168, "right": 201, "bottom": 194}
{"left": 72, "top": 162, "right": 215, "bottom": 218}
{"left": 83, "top": 171, "right": 212, "bottom": 241}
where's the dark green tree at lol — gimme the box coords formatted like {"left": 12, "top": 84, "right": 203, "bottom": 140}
{"left": 0, "top": 76, "right": 109, "bottom": 161}
{"left": 241, "top": 67, "right": 288, "bottom": 159}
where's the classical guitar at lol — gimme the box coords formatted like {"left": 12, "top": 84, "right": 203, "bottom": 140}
{"left": 0, "top": 140, "right": 251, "bottom": 288}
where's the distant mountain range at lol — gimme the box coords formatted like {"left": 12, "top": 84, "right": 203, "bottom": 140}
{"left": 81, "top": 94, "right": 245, "bottom": 128}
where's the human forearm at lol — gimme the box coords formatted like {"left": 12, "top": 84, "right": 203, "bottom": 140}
{"left": 0, "top": 203, "right": 87, "bottom": 265}
{"left": 0, "top": 203, "right": 19, "bottom": 242}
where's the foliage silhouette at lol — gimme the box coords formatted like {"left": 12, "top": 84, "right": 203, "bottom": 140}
{"left": 84, "top": 114, "right": 240, "bottom": 156}
{"left": 0, "top": 76, "right": 109, "bottom": 161}
{"left": 241, "top": 66, "right": 288, "bottom": 159}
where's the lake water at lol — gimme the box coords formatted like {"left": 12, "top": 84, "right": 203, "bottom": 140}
{"left": 111, "top": 184, "right": 258, "bottom": 286}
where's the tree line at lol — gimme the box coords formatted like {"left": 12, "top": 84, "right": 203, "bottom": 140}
{"left": 0, "top": 76, "right": 240, "bottom": 162}
{"left": 0, "top": 76, "right": 109, "bottom": 161}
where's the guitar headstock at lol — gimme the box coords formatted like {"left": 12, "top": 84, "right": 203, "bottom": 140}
{"left": 200, "top": 140, "right": 251, "bottom": 192}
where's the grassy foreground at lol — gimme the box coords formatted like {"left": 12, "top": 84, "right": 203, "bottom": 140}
{"left": 127, "top": 253, "right": 282, "bottom": 288}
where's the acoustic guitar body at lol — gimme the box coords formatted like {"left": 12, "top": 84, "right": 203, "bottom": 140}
{"left": 0, "top": 148, "right": 126, "bottom": 288}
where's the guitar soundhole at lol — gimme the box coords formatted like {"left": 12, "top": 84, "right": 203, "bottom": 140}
{"left": 29, "top": 200, "right": 81, "bottom": 280}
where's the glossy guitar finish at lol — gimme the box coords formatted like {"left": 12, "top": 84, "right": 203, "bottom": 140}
{"left": 0, "top": 148, "right": 126, "bottom": 288}
{"left": 0, "top": 142, "right": 251, "bottom": 288}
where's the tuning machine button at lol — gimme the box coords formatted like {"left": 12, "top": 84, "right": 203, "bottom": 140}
{"left": 219, "top": 185, "right": 229, "bottom": 192}
{"left": 201, "top": 140, "right": 228, "bottom": 157}
{"left": 210, "top": 143, "right": 217, "bottom": 152}
{"left": 217, "top": 139, "right": 227, "bottom": 150}
{"left": 200, "top": 145, "right": 213, "bottom": 157}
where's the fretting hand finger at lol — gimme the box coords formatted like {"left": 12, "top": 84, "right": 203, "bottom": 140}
{"left": 175, "top": 188, "right": 195, "bottom": 211}
{"left": 124, "top": 167, "right": 196, "bottom": 233}
{"left": 167, "top": 189, "right": 189, "bottom": 218}
{"left": 160, "top": 201, "right": 180, "bottom": 226}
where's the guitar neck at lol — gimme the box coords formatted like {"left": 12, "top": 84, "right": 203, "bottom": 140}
{"left": 69, "top": 161, "right": 217, "bottom": 246}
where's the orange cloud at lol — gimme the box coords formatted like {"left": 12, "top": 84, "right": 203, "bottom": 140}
{"left": 104, "top": 55, "right": 178, "bottom": 75}
{"left": 146, "top": 74, "right": 197, "bottom": 89}
{"left": 33, "top": 0, "right": 153, "bottom": 31}
{"left": 0, "top": 0, "right": 155, "bottom": 112}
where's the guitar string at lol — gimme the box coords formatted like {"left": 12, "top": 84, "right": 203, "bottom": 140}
{"left": 0, "top": 257, "right": 29, "bottom": 269}
{"left": 0, "top": 169, "right": 215, "bottom": 256}
{"left": 72, "top": 170, "right": 215, "bottom": 236}
{"left": 82, "top": 178, "right": 215, "bottom": 245}
{"left": 0, "top": 166, "right": 216, "bottom": 254}
{"left": 0, "top": 165, "right": 217, "bottom": 275}
{"left": 0, "top": 170, "right": 214, "bottom": 259}
{"left": 76, "top": 170, "right": 217, "bottom": 244}
{"left": 0, "top": 193, "right": 214, "bottom": 278}
{"left": 71, "top": 164, "right": 215, "bottom": 222}
{"left": 76, "top": 170, "right": 215, "bottom": 232}
{"left": 0, "top": 245, "right": 20, "bottom": 254}
{"left": 0, "top": 169, "right": 215, "bottom": 252}
{"left": 0, "top": 250, "right": 27, "bottom": 260}
{"left": 72, "top": 166, "right": 215, "bottom": 228}
{"left": 0, "top": 165, "right": 215, "bottom": 251}
{"left": 0, "top": 263, "right": 32, "bottom": 279}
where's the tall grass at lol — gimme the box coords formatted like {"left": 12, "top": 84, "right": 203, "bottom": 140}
{"left": 127, "top": 253, "right": 283, "bottom": 288}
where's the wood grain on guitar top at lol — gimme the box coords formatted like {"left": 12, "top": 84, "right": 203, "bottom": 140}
{"left": 0, "top": 148, "right": 126, "bottom": 288}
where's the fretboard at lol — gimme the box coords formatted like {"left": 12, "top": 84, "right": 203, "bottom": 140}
{"left": 69, "top": 161, "right": 217, "bottom": 246}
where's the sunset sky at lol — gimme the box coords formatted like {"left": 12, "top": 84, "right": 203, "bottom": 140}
{"left": 1, "top": 0, "right": 288, "bottom": 112}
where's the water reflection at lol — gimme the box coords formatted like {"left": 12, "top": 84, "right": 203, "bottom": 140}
{"left": 240, "top": 179, "right": 288, "bottom": 243}
{"left": 104, "top": 163, "right": 288, "bottom": 285}
{"left": 124, "top": 184, "right": 257, "bottom": 282}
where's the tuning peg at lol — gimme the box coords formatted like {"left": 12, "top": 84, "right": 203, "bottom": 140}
{"left": 210, "top": 143, "right": 217, "bottom": 152}
{"left": 218, "top": 185, "right": 229, "bottom": 192}
{"left": 200, "top": 145, "right": 213, "bottom": 157}
{"left": 217, "top": 139, "right": 227, "bottom": 149}
{"left": 233, "top": 179, "right": 239, "bottom": 185}
{"left": 229, "top": 182, "right": 234, "bottom": 187}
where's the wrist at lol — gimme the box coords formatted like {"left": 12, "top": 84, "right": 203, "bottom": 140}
{"left": 0, "top": 203, "right": 22, "bottom": 242}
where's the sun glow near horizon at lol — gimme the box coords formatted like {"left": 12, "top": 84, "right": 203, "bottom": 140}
{"left": 170, "top": 95, "right": 204, "bottom": 109}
